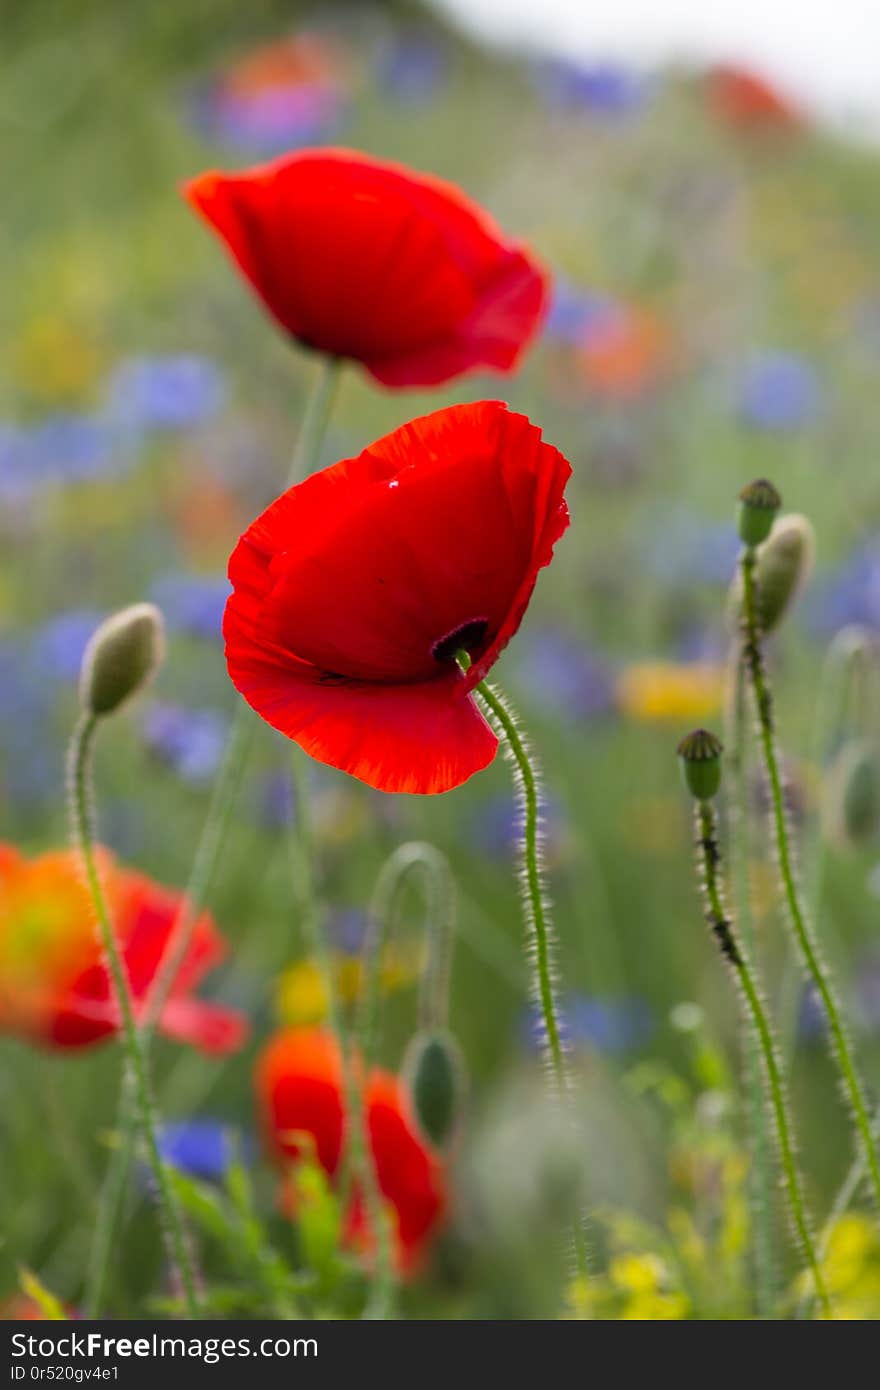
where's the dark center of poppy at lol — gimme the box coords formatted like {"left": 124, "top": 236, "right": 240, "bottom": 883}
{"left": 431, "top": 618, "right": 488, "bottom": 664}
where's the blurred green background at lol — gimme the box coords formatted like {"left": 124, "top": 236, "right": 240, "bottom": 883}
{"left": 3, "top": 0, "right": 880, "bottom": 1319}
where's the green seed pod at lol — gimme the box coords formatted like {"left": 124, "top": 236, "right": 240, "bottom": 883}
{"left": 728, "top": 512, "right": 815, "bottom": 635}
{"left": 824, "top": 739, "right": 880, "bottom": 849}
{"left": 737, "top": 478, "right": 782, "bottom": 548}
{"left": 403, "top": 1028, "right": 466, "bottom": 1150}
{"left": 80, "top": 603, "right": 165, "bottom": 717}
{"left": 677, "top": 729, "right": 724, "bottom": 802}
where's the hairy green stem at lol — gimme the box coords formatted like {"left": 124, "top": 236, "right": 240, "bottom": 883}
{"left": 723, "top": 648, "right": 777, "bottom": 1315}
{"left": 68, "top": 713, "right": 201, "bottom": 1318}
{"left": 471, "top": 672, "right": 589, "bottom": 1281}
{"left": 693, "top": 798, "right": 830, "bottom": 1318}
{"left": 84, "top": 705, "right": 255, "bottom": 1316}
{"left": 84, "top": 355, "right": 340, "bottom": 1316}
{"left": 276, "top": 355, "right": 391, "bottom": 1317}
{"left": 351, "top": 843, "right": 458, "bottom": 1315}
{"left": 740, "top": 547, "right": 880, "bottom": 1213}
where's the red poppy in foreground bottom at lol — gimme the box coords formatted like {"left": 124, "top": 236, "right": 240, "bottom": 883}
{"left": 257, "top": 1028, "right": 445, "bottom": 1273}
{"left": 224, "top": 401, "right": 571, "bottom": 794}
{"left": 0, "top": 844, "right": 246, "bottom": 1053}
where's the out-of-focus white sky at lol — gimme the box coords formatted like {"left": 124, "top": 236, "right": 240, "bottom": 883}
{"left": 433, "top": 0, "right": 880, "bottom": 137}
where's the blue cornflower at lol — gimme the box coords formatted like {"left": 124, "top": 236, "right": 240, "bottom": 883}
{"left": 30, "top": 609, "right": 103, "bottom": 683}
{"left": 378, "top": 33, "right": 449, "bottom": 105}
{"left": 533, "top": 59, "right": 650, "bottom": 117}
{"left": 157, "top": 1120, "right": 251, "bottom": 1183}
{"left": 150, "top": 573, "right": 230, "bottom": 641}
{"left": 807, "top": 538, "right": 880, "bottom": 635}
{"left": 513, "top": 630, "right": 615, "bottom": 720}
{"left": 543, "top": 282, "right": 620, "bottom": 347}
{"left": 29, "top": 413, "right": 120, "bottom": 482}
{"left": 105, "top": 355, "right": 226, "bottom": 433}
{"left": 522, "top": 993, "right": 653, "bottom": 1055}
{"left": 639, "top": 506, "right": 741, "bottom": 588}
{"left": 143, "top": 704, "right": 228, "bottom": 784}
{"left": 736, "top": 352, "right": 822, "bottom": 430}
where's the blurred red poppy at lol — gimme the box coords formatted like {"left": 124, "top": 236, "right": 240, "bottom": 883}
{"left": 707, "top": 65, "right": 802, "bottom": 131}
{"left": 0, "top": 844, "right": 246, "bottom": 1053}
{"left": 183, "top": 148, "right": 548, "bottom": 387}
{"left": 257, "top": 1027, "right": 445, "bottom": 1273}
{"left": 223, "top": 400, "right": 571, "bottom": 794}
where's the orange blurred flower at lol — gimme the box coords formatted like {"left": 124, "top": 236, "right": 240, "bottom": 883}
{"left": 257, "top": 1027, "right": 445, "bottom": 1274}
{"left": 707, "top": 64, "right": 803, "bottom": 132}
{"left": 578, "top": 304, "right": 671, "bottom": 400}
{"left": 0, "top": 844, "right": 246, "bottom": 1053}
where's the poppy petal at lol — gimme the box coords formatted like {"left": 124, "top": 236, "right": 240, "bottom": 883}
{"left": 223, "top": 402, "right": 569, "bottom": 792}
{"left": 184, "top": 149, "right": 547, "bottom": 387}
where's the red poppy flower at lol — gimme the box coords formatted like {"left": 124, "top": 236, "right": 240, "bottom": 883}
{"left": 0, "top": 844, "right": 247, "bottom": 1053}
{"left": 223, "top": 400, "right": 571, "bottom": 794}
{"left": 707, "top": 65, "right": 803, "bottom": 131}
{"left": 183, "top": 148, "right": 548, "bottom": 387}
{"left": 257, "top": 1027, "right": 445, "bottom": 1273}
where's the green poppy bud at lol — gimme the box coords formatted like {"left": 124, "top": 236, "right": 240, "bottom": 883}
{"left": 737, "top": 479, "right": 782, "bottom": 548}
{"left": 403, "top": 1028, "right": 466, "bottom": 1150}
{"left": 80, "top": 603, "right": 165, "bottom": 717}
{"left": 728, "top": 512, "right": 815, "bottom": 635}
{"left": 824, "top": 740, "right": 880, "bottom": 849}
{"left": 677, "top": 729, "right": 724, "bottom": 802}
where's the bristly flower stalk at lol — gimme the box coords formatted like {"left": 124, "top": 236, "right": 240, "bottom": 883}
{"left": 464, "top": 659, "right": 590, "bottom": 1282}
{"left": 69, "top": 607, "right": 202, "bottom": 1318}
{"left": 737, "top": 481, "right": 880, "bottom": 1214}
{"left": 677, "top": 729, "right": 831, "bottom": 1318}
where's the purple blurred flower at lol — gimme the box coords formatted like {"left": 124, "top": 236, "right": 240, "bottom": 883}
{"left": 143, "top": 704, "right": 228, "bottom": 784}
{"left": 513, "top": 630, "right": 615, "bottom": 720}
{"left": 736, "top": 352, "right": 822, "bottom": 430}
{"left": 257, "top": 771, "right": 297, "bottom": 830}
{"left": 533, "top": 59, "right": 650, "bottom": 117}
{"left": 807, "top": 538, "right": 880, "bottom": 636}
{"left": 326, "top": 907, "right": 369, "bottom": 956}
{"left": 30, "top": 609, "right": 102, "bottom": 683}
{"left": 189, "top": 83, "right": 344, "bottom": 157}
{"left": 0, "top": 427, "right": 38, "bottom": 503}
{"left": 151, "top": 573, "right": 230, "bottom": 640}
{"left": 105, "top": 355, "right": 225, "bottom": 433}
{"left": 543, "top": 282, "right": 621, "bottom": 348}
{"left": 855, "top": 952, "right": 880, "bottom": 1033}
{"left": 639, "top": 507, "right": 740, "bottom": 588}
{"left": 378, "top": 33, "right": 449, "bottom": 105}
{"left": 0, "top": 638, "right": 57, "bottom": 806}
{"left": 157, "top": 1120, "right": 251, "bottom": 1183}
{"left": 472, "top": 793, "right": 570, "bottom": 864}
{"left": 31, "top": 413, "right": 121, "bottom": 482}
{"left": 522, "top": 992, "right": 653, "bottom": 1055}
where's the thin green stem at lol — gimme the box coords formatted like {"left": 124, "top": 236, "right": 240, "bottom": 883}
{"left": 67, "top": 713, "right": 201, "bottom": 1318}
{"left": 798, "top": 1102, "right": 880, "bottom": 1318}
{"left": 471, "top": 672, "right": 589, "bottom": 1281}
{"left": 352, "top": 845, "right": 456, "bottom": 1315}
{"left": 277, "top": 355, "right": 391, "bottom": 1317}
{"left": 84, "top": 703, "right": 255, "bottom": 1316}
{"left": 286, "top": 356, "right": 341, "bottom": 487}
{"left": 84, "top": 355, "right": 340, "bottom": 1317}
{"left": 741, "top": 547, "right": 880, "bottom": 1213}
{"left": 694, "top": 799, "right": 830, "bottom": 1319}
{"left": 723, "top": 647, "right": 777, "bottom": 1316}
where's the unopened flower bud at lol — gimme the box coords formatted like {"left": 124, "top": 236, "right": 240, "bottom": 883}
{"left": 824, "top": 739, "right": 880, "bottom": 849}
{"left": 403, "top": 1028, "right": 466, "bottom": 1150}
{"left": 677, "top": 728, "right": 723, "bottom": 801}
{"left": 728, "top": 512, "right": 815, "bottom": 635}
{"left": 80, "top": 604, "right": 165, "bottom": 716}
{"left": 737, "top": 479, "right": 781, "bottom": 547}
